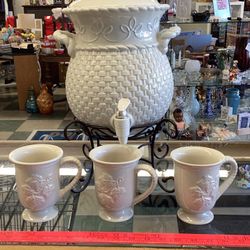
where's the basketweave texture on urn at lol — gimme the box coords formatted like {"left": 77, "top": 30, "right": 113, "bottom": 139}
{"left": 53, "top": 0, "right": 181, "bottom": 127}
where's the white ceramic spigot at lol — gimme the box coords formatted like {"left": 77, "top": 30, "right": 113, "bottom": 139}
{"left": 110, "top": 98, "right": 134, "bottom": 144}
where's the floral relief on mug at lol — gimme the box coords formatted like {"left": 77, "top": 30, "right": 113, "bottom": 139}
{"left": 189, "top": 175, "right": 219, "bottom": 211}
{"left": 95, "top": 173, "right": 126, "bottom": 210}
{"left": 21, "top": 174, "right": 55, "bottom": 210}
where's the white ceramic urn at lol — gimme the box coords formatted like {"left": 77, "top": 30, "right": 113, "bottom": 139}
{"left": 54, "top": 0, "right": 181, "bottom": 127}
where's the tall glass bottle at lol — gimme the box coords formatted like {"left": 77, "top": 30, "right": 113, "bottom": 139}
{"left": 25, "top": 86, "right": 38, "bottom": 113}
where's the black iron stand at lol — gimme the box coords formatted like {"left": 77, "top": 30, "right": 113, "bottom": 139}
{"left": 64, "top": 118, "right": 178, "bottom": 193}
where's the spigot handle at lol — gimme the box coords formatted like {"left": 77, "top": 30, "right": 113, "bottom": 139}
{"left": 118, "top": 98, "right": 130, "bottom": 113}
{"left": 110, "top": 98, "right": 134, "bottom": 144}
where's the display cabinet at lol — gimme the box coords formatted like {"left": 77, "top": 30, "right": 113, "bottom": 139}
{"left": 159, "top": 18, "right": 250, "bottom": 143}
{"left": 192, "top": 1, "right": 245, "bottom": 18}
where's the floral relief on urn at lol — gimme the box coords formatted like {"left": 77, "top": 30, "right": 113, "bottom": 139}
{"left": 53, "top": 0, "right": 181, "bottom": 128}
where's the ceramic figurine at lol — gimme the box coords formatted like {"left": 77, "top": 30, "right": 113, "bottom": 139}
{"left": 222, "top": 66, "right": 230, "bottom": 81}
{"left": 196, "top": 121, "right": 211, "bottom": 140}
{"left": 173, "top": 108, "right": 192, "bottom": 140}
{"left": 173, "top": 108, "right": 186, "bottom": 131}
{"left": 229, "top": 60, "right": 239, "bottom": 82}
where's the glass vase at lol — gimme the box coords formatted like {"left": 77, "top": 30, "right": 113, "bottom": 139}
{"left": 189, "top": 86, "right": 200, "bottom": 117}
{"left": 25, "top": 87, "right": 38, "bottom": 113}
{"left": 226, "top": 88, "right": 240, "bottom": 115}
{"left": 36, "top": 84, "right": 54, "bottom": 115}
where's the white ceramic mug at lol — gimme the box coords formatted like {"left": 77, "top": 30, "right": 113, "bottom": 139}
{"left": 9, "top": 144, "right": 82, "bottom": 223}
{"left": 170, "top": 146, "right": 238, "bottom": 225}
{"left": 89, "top": 144, "right": 158, "bottom": 222}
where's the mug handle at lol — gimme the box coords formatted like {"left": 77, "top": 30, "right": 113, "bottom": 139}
{"left": 217, "top": 156, "right": 238, "bottom": 199}
{"left": 133, "top": 164, "right": 158, "bottom": 205}
{"left": 59, "top": 156, "right": 82, "bottom": 198}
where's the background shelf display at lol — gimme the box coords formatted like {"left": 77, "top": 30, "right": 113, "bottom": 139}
{"left": 192, "top": 1, "right": 245, "bottom": 18}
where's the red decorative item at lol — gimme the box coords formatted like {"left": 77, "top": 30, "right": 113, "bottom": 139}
{"left": 5, "top": 16, "right": 15, "bottom": 28}
{"left": 55, "top": 19, "right": 68, "bottom": 31}
{"left": 44, "top": 16, "right": 55, "bottom": 36}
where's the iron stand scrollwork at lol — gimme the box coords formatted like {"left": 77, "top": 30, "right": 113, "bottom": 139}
{"left": 64, "top": 118, "right": 178, "bottom": 193}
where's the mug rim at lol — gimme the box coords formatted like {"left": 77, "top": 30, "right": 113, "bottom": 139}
{"left": 9, "top": 144, "right": 63, "bottom": 165}
{"left": 170, "top": 146, "right": 225, "bottom": 167}
{"left": 89, "top": 144, "right": 142, "bottom": 165}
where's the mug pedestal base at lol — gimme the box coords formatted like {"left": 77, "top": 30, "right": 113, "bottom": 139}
{"left": 177, "top": 208, "right": 214, "bottom": 225}
{"left": 22, "top": 206, "right": 58, "bottom": 223}
{"left": 99, "top": 207, "right": 133, "bottom": 222}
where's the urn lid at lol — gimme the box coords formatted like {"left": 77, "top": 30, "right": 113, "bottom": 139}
{"left": 63, "top": 0, "right": 169, "bottom": 13}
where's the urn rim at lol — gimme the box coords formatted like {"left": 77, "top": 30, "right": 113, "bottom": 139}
{"left": 63, "top": 0, "right": 169, "bottom": 14}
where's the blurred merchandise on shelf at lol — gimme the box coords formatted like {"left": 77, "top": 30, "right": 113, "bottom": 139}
{"left": 0, "top": 44, "right": 11, "bottom": 54}
{"left": 203, "top": 87, "right": 215, "bottom": 119}
{"left": 211, "top": 22, "right": 227, "bottom": 47}
{"left": 5, "top": 16, "right": 16, "bottom": 28}
{"left": 211, "top": 126, "right": 237, "bottom": 141}
{"left": 220, "top": 105, "right": 233, "bottom": 120}
{"left": 0, "top": 26, "right": 14, "bottom": 43}
{"left": 188, "top": 86, "right": 200, "bottom": 117}
{"left": 196, "top": 121, "right": 211, "bottom": 140}
{"left": 173, "top": 69, "right": 187, "bottom": 86}
{"left": 235, "top": 163, "right": 250, "bottom": 189}
{"left": 229, "top": 60, "right": 240, "bottom": 82}
{"left": 185, "top": 59, "right": 201, "bottom": 83}
{"left": 173, "top": 32, "right": 213, "bottom": 53}
{"left": 246, "top": 0, "right": 250, "bottom": 11}
{"left": 237, "top": 111, "right": 250, "bottom": 136}
{"left": 44, "top": 15, "right": 54, "bottom": 36}
{"left": 191, "top": 10, "right": 210, "bottom": 22}
{"left": 41, "top": 35, "right": 56, "bottom": 54}
{"left": 226, "top": 21, "right": 250, "bottom": 47}
{"left": 20, "top": 28, "right": 35, "bottom": 41}
{"left": 176, "top": 0, "right": 192, "bottom": 20}
{"left": 234, "top": 36, "right": 250, "bottom": 71}
{"left": 0, "top": 60, "right": 15, "bottom": 81}
{"left": 200, "top": 67, "right": 221, "bottom": 84}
